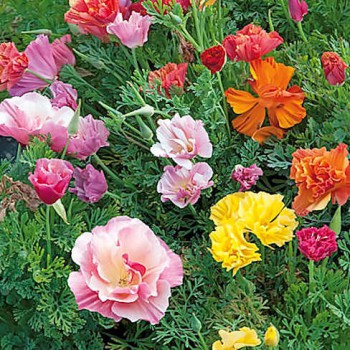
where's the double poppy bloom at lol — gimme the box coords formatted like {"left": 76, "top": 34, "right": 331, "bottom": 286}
{"left": 321, "top": 51, "right": 348, "bottom": 86}
{"left": 290, "top": 143, "right": 350, "bottom": 216}
{"left": 225, "top": 57, "right": 306, "bottom": 143}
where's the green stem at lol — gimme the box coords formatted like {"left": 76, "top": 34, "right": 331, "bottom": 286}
{"left": 218, "top": 0, "right": 224, "bottom": 42}
{"left": 191, "top": 0, "right": 204, "bottom": 51}
{"left": 26, "top": 69, "right": 53, "bottom": 84}
{"left": 288, "top": 241, "right": 295, "bottom": 283}
{"left": 216, "top": 72, "right": 230, "bottom": 136}
{"left": 179, "top": 25, "right": 201, "bottom": 51}
{"left": 46, "top": 205, "right": 51, "bottom": 266}
{"left": 106, "top": 191, "right": 120, "bottom": 200}
{"left": 16, "top": 143, "right": 21, "bottom": 162}
{"left": 188, "top": 203, "right": 198, "bottom": 217}
{"left": 60, "top": 138, "right": 70, "bottom": 160}
{"left": 154, "top": 109, "right": 172, "bottom": 118}
{"left": 132, "top": 48, "right": 141, "bottom": 75}
{"left": 268, "top": 9, "right": 275, "bottom": 32}
{"left": 296, "top": 21, "right": 308, "bottom": 43}
{"left": 93, "top": 154, "right": 125, "bottom": 186}
{"left": 198, "top": 331, "right": 209, "bottom": 350}
{"left": 306, "top": 260, "right": 315, "bottom": 323}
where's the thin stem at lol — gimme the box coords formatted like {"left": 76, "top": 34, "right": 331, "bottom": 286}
{"left": 218, "top": 0, "right": 224, "bottom": 42}
{"left": 306, "top": 260, "right": 315, "bottom": 323}
{"left": 106, "top": 191, "right": 120, "bottom": 200}
{"left": 46, "top": 205, "right": 52, "bottom": 266}
{"left": 26, "top": 69, "right": 53, "bottom": 84}
{"left": 191, "top": 0, "right": 204, "bottom": 51}
{"left": 297, "top": 21, "right": 308, "bottom": 43}
{"left": 288, "top": 241, "right": 295, "bottom": 283}
{"left": 154, "top": 109, "right": 172, "bottom": 118}
{"left": 60, "top": 138, "right": 70, "bottom": 160}
{"left": 268, "top": 9, "right": 275, "bottom": 32}
{"left": 216, "top": 72, "right": 230, "bottom": 136}
{"left": 93, "top": 154, "right": 125, "bottom": 186}
{"left": 198, "top": 331, "right": 209, "bottom": 350}
{"left": 188, "top": 203, "right": 198, "bottom": 217}
{"left": 16, "top": 143, "right": 21, "bottom": 162}
{"left": 131, "top": 48, "right": 141, "bottom": 76}
{"left": 179, "top": 26, "right": 201, "bottom": 51}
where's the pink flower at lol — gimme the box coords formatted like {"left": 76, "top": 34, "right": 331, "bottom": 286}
{"left": 296, "top": 225, "right": 338, "bottom": 262}
{"left": 9, "top": 35, "right": 75, "bottom": 96}
{"left": 222, "top": 24, "right": 283, "bottom": 62}
{"left": 288, "top": 0, "right": 308, "bottom": 22}
{"left": 150, "top": 114, "right": 212, "bottom": 169}
{"left": 0, "top": 92, "right": 73, "bottom": 147}
{"left": 157, "top": 163, "right": 214, "bottom": 208}
{"left": 321, "top": 52, "right": 348, "bottom": 86}
{"left": 0, "top": 42, "right": 29, "bottom": 91}
{"left": 231, "top": 164, "right": 263, "bottom": 191}
{"left": 70, "top": 164, "right": 108, "bottom": 203}
{"left": 107, "top": 12, "right": 152, "bottom": 49}
{"left": 50, "top": 81, "right": 78, "bottom": 110}
{"left": 29, "top": 158, "right": 74, "bottom": 205}
{"left": 67, "top": 115, "right": 110, "bottom": 160}
{"left": 68, "top": 216, "right": 183, "bottom": 324}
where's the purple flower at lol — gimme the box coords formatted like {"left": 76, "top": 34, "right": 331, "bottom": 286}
{"left": 50, "top": 81, "right": 78, "bottom": 110}
{"left": 231, "top": 164, "right": 263, "bottom": 191}
{"left": 157, "top": 163, "right": 214, "bottom": 208}
{"left": 288, "top": 0, "right": 308, "bottom": 22}
{"left": 67, "top": 115, "right": 110, "bottom": 160}
{"left": 151, "top": 114, "right": 213, "bottom": 170}
{"left": 70, "top": 164, "right": 108, "bottom": 203}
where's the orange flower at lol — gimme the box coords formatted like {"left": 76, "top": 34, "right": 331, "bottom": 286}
{"left": 225, "top": 57, "right": 306, "bottom": 143}
{"left": 65, "top": 0, "right": 119, "bottom": 42}
{"left": 290, "top": 143, "right": 350, "bottom": 216}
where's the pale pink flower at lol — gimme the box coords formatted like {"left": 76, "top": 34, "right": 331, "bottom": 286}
{"left": 50, "top": 81, "right": 78, "bottom": 110}
{"left": 151, "top": 114, "right": 212, "bottom": 169}
{"left": 107, "top": 12, "right": 152, "bottom": 49}
{"left": 231, "top": 164, "right": 263, "bottom": 191}
{"left": 0, "top": 92, "right": 73, "bottom": 147}
{"left": 68, "top": 216, "right": 183, "bottom": 324}
{"left": 9, "top": 35, "right": 75, "bottom": 96}
{"left": 67, "top": 115, "right": 110, "bottom": 160}
{"left": 157, "top": 163, "right": 214, "bottom": 208}
{"left": 70, "top": 164, "right": 108, "bottom": 203}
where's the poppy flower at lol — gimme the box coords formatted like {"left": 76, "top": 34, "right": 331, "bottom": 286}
{"left": 290, "top": 144, "right": 350, "bottom": 216}
{"left": 222, "top": 24, "right": 283, "bottom": 62}
{"left": 200, "top": 45, "right": 226, "bottom": 74}
{"left": 321, "top": 51, "right": 348, "bottom": 86}
{"left": 225, "top": 57, "right": 306, "bottom": 143}
{"left": 288, "top": 0, "right": 308, "bottom": 22}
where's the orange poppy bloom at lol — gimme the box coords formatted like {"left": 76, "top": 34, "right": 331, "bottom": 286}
{"left": 225, "top": 57, "right": 306, "bottom": 143}
{"left": 290, "top": 143, "right": 350, "bottom": 216}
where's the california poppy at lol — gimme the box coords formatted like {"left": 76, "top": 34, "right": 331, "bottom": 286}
{"left": 200, "top": 45, "right": 226, "bottom": 74}
{"left": 321, "top": 51, "right": 348, "bottom": 86}
{"left": 225, "top": 57, "right": 306, "bottom": 142}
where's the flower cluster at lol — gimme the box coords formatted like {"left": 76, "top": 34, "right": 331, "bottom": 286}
{"left": 210, "top": 192, "right": 298, "bottom": 274}
{"left": 152, "top": 113, "right": 214, "bottom": 208}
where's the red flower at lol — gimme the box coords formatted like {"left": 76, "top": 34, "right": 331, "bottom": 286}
{"left": 29, "top": 158, "right": 74, "bottom": 205}
{"left": 296, "top": 226, "right": 338, "bottom": 262}
{"left": 222, "top": 24, "right": 283, "bottom": 62}
{"left": 0, "top": 43, "right": 28, "bottom": 91}
{"left": 288, "top": 0, "right": 308, "bottom": 22}
{"left": 149, "top": 62, "right": 188, "bottom": 98}
{"left": 321, "top": 51, "right": 348, "bottom": 86}
{"left": 200, "top": 45, "right": 226, "bottom": 74}
{"left": 64, "top": 0, "right": 119, "bottom": 42}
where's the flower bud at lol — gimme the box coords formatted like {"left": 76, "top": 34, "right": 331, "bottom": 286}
{"left": 264, "top": 324, "right": 279, "bottom": 347}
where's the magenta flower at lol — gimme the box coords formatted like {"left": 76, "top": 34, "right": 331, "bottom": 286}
{"left": 68, "top": 216, "right": 183, "bottom": 324}
{"left": 231, "top": 164, "right": 263, "bottom": 191}
{"left": 151, "top": 114, "right": 213, "bottom": 170}
{"left": 296, "top": 225, "right": 338, "bottom": 262}
{"left": 288, "top": 0, "right": 308, "bottom": 22}
{"left": 67, "top": 115, "right": 110, "bottom": 160}
{"left": 0, "top": 92, "right": 73, "bottom": 147}
{"left": 9, "top": 35, "right": 75, "bottom": 96}
{"left": 157, "top": 163, "right": 214, "bottom": 208}
{"left": 50, "top": 81, "right": 78, "bottom": 110}
{"left": 107, "top": 12, "right": 152, "bottom": 49}
{"left": 70, "top": 164, "right": 108, "bottom": 203}
{"left": 29, "top": 158, "right": 74, "bottom": 205}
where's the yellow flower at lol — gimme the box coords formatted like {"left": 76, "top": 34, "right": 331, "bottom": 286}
{"left": 210, "top": 192, "right": 245, "bottom": 226}
{"left": 210, "top": 191, "right": 297, "bottom": 247}
{"left": 239, "top": 192, "right": 298, "bottom": 247}
{"left": 212, "top": 328, "right": 262, "bottom": 350}
{"left": 264, "top": 324, "right": 279, "bottom": 347}
{"left": 210, "top": 221, "right": 261, "bottom": 275}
